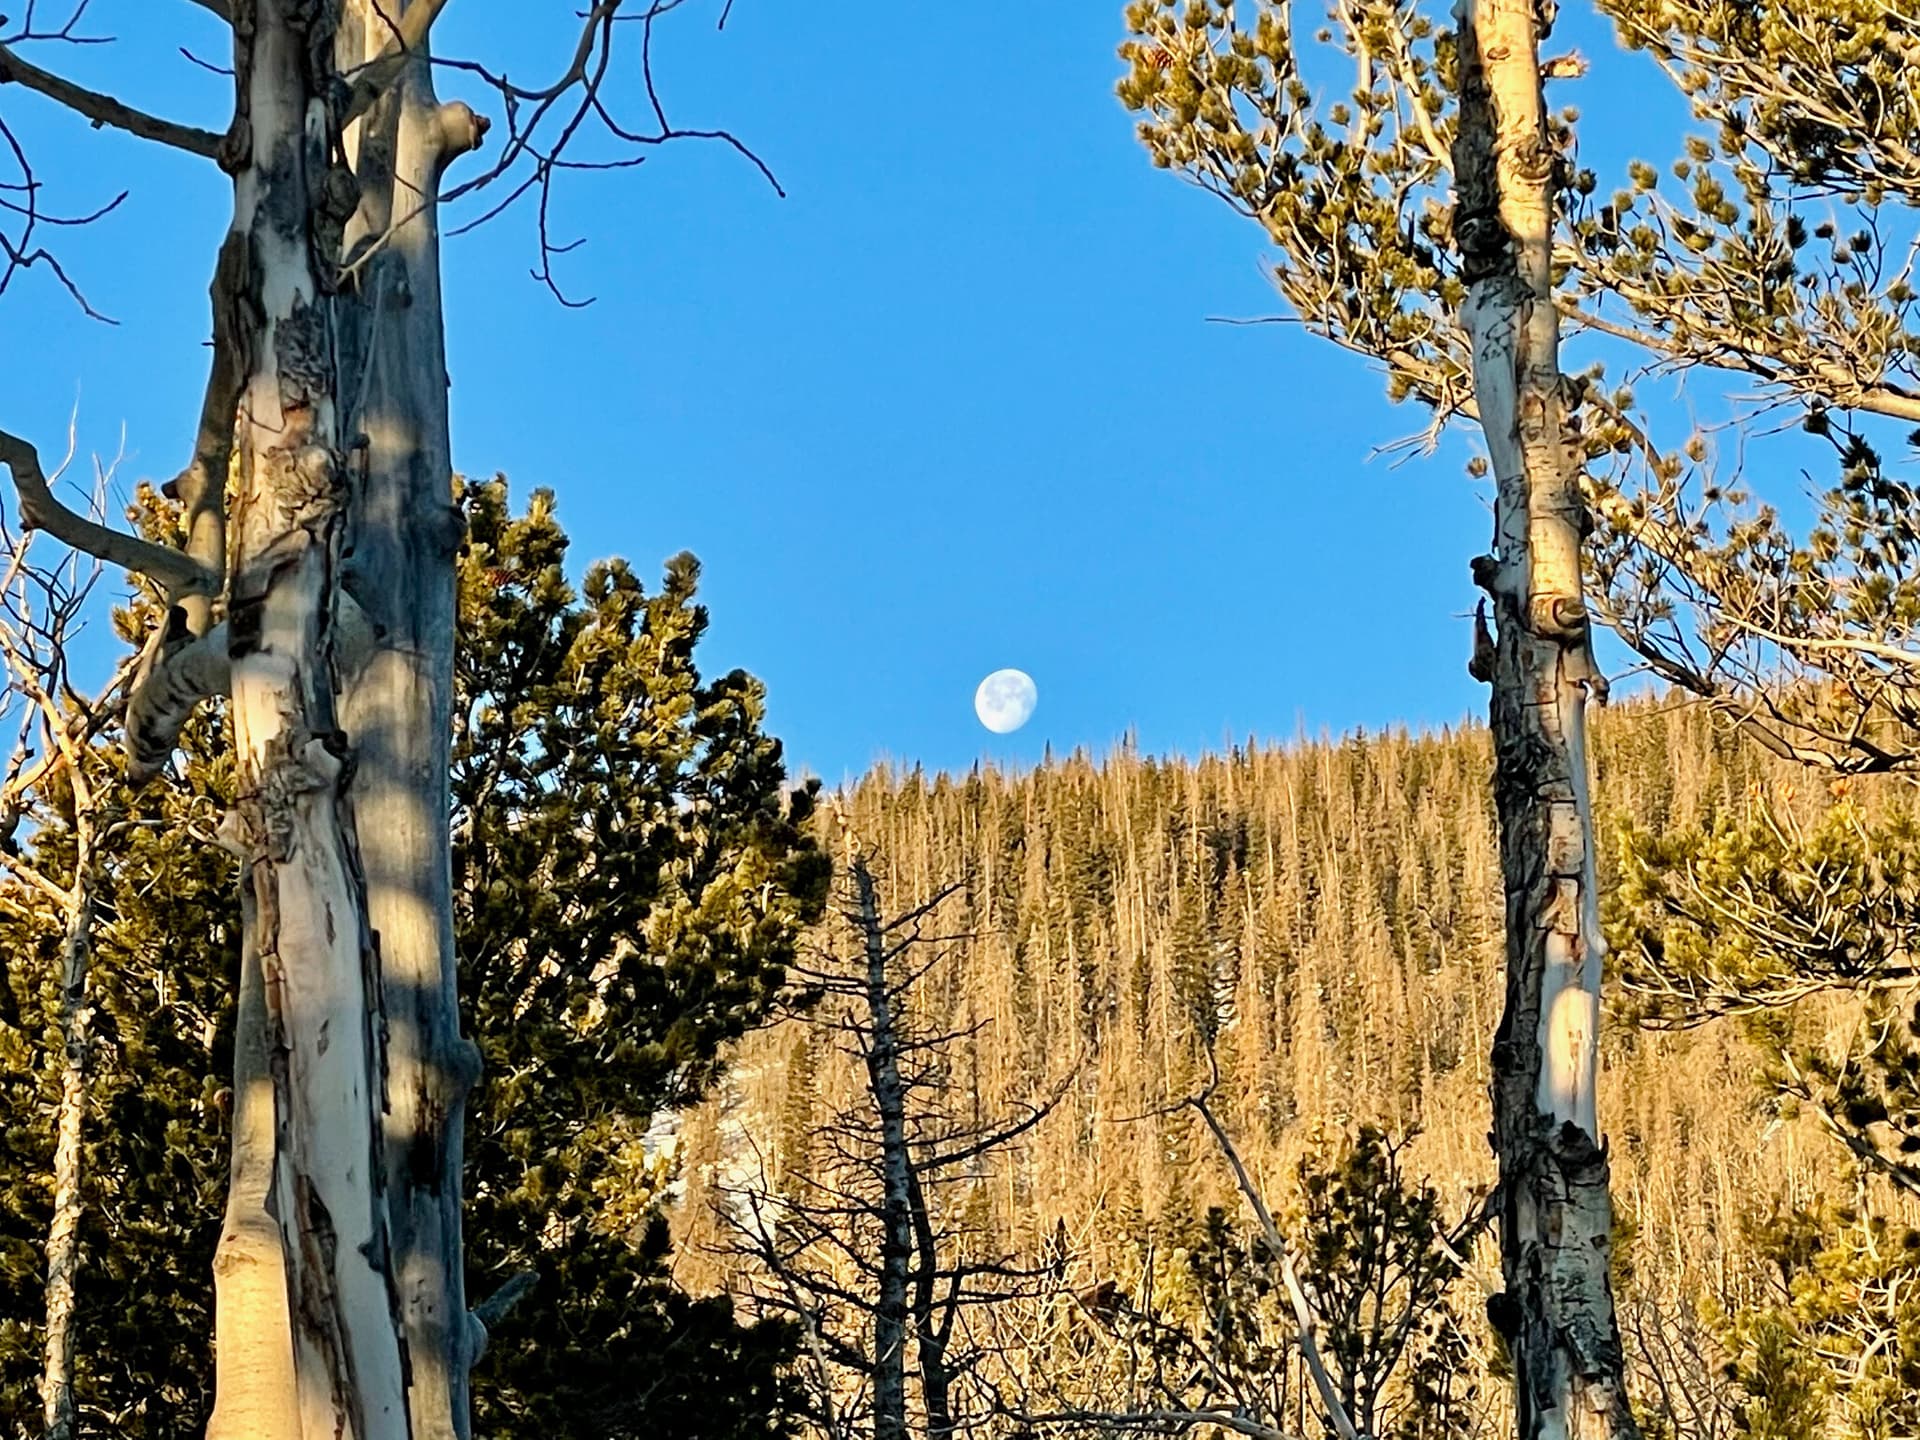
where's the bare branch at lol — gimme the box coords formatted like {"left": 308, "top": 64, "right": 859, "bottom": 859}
{"left": 163, "top": 229, "right": 247, "bottom": 637}
{"left": 124, "top": 621, "right": 227, "bottom": 784}
{"left": 0, "top": 45, "right": 224, "bottom": 158}
{"left": 470, "top": 1268, "right": 537, "bottom": 1331}
{"left": 0, "top": 112, "right": 124, "bottom": 318}
{"left": 0, "top": 429, "right": 217, "bottom": 597}
{"left": 919, "top": 1069, "right": 1075, "bottom": 1173}
{"left": 433, "top": 0, "right": 780, "bottom": 304}
{"left": 1186, "top": 1092, "right": 1363, "bottom": 1440}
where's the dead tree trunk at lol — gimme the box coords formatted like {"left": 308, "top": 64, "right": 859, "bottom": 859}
{"left": 333, "top": 8, "right": 488, "bottom": 1434}
{"left": 38, "top": 753, "right": 97, "bottom": 1440}
{"left": 742, "top": 854, "right": 1065, "bottom": 1438}
{"left": 39, "top": 871, "right": 94, "bottom": 1440}
{"left": 855, "top": 858, "right": 915, "bottom": 1440}
{"left": 205, "top": 3, "right": 410, "bottom": 1435}
{"left": 907, "top": 1162, "right": 957, "bottom": 1440}
{"left": 1452, "top": 0, "right": 1639, "bottom": 1437}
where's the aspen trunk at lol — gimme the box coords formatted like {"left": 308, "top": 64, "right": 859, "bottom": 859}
{"left": 39, "top": 846, "right": 95, "bottom": 1440}
{"left": 334, "top": 7, "right": 486, "bottom": 1433}
{"left": 1451, "top": 0, "right": 1639, "bottom": 1435}
{"left": 855, "top": 860, "right": 913, "bottom": 1440}
{"left": 206, "top": 3, "right": 409, "bottom": 1435}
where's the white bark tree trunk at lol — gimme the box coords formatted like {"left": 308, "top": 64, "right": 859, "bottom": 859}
{"left": 1452, "top": 0, "right": 1639, "bottom": 1436}
{"left": 39, "top": 811, "right": 96, "bottom": 1440}
{"left": 206, "top": 3, "right": 410, "bottom": 1435}
{"left": 333, "top": 6, "right": 486, "bottom": 1432}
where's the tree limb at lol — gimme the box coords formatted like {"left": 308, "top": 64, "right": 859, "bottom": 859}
{"left": 920, "top": 1069, "right": 1075, "bottom": 1173}
{"left": 465, "top": 1268, "right": 537, "bottom": 1367}
{"left": 119, "top": 587, "right": 373, "bottom": 783}
{"left": 0, "top": 430, "right": 217, "bottom": 598}
{"left": 0, "top": 46, "right": 224, "bottom": 159}
{"left": 342, "top": 0, "right": 457, "bottom": 125}
{"left": 184, "top": 0, "right": 233, "bottom": 19}
{"left": 1187, "top": 1092, "right": 1363, "bottom": 1440}
{"left": 470, "top": 1269, "right": 537, "bottom": 1330}
{"left": 165, "top": 230, "right": 248, "bottom": 637}
{"left": 124, "top": 622, "right": 228, "bottom": 784}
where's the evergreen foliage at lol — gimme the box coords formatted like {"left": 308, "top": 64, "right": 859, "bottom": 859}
{"left": 0, "top": 479, "right": 827, "bottom": 1438}
{"left": 1112, "top": 0, "right": 1920, "bottom": 782}
{"left": 947, "top": 1123, "right": 1476, "bottom": 1440}
{"left": 0, "top": 711, "right": 236, "bottom": 1431}
{"left": 1287, "top": 1126, "right": 1476, "bottom": 1439}
{"left": 1712, "top": 1204, "right": 1920, "bottom": 1440}
{"left": 1612, "top": 795, "right": 1920, "bottom": 1198}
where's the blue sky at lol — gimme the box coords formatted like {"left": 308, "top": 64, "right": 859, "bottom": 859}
{"left": 2, "top": 1, "right": 1717, "bottom": 785}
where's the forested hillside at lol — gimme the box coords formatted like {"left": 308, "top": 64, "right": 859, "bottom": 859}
{"left": 677, "top": 699, "right": 1917, "bottom": 1433}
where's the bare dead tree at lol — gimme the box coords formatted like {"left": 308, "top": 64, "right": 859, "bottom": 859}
{"left": 0, "top": 448, "right": 146, "bottom": 1440}
{"left": 726, "top": 847, "right": 1070, "bottom": 1440}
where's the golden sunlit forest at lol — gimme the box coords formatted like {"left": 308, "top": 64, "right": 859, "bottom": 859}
{"left": 670, "top": 702, "right": 1918, "bottom": 1440}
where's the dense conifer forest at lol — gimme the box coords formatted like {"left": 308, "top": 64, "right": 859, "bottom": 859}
{"left": 676, "top": 701, "right": 1920, "bottom": 1437}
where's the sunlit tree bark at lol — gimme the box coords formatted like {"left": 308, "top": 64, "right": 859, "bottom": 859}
{"left": 1453, "top": 0, "right": 1637, "bottom": 1434}
{"left": 204, "top": 3, "right": 409, "bottom": 1434}
{"left": 0, "top": 0, "right": 767, "bottom": 1431}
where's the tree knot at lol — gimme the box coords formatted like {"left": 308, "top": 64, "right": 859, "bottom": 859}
{"left": 1528, "top": 593, "right": 1588, "bottom": 640}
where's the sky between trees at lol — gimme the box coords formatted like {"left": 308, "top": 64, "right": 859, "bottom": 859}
{"left": 0, "top": 0, "right": 1788, "bottom": 783}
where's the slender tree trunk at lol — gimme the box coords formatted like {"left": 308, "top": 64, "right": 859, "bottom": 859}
{"left": 209, "top": 938, "right": 298, "bottom": 1438}
{"left": 854, "top": 859, "right": 913, "bottom": 1440}
{"left": 334, "top": 8, "right": 487, "bottom": 1434}
{"left": 39, "top": 828, "right": 95, "bottom": 1440}
{"left": 206, "top": 3, "right": 410, "bottom": 1435}
{"left": 1452, "top": 1, "right": 1639, "bottom": 1436}
{"left": 907, "top": 1166, "right": 955, "bottom": 1440}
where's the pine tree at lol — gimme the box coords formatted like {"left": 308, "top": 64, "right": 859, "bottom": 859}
{"left": 0, "top": 479, "right": 827, "bottom": 1438}
{"left": 1111, "top": 0, "right": 1920, "bottom": 1429}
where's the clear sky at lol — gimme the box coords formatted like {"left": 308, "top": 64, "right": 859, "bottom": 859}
{"left": 1, "top": 1, "right": 1700, "bottom": 785}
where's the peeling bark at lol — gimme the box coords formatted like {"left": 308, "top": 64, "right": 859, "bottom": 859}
{"left": 205, "top": 2, "right": 409, "bottom": 1435}
{"left": 1452, "top": 0, "right": 1639, "bottom": 1436}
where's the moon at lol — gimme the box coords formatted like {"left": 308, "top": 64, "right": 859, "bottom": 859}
{"left": 974, "top": 669, "right": 1038, "bottom": 734}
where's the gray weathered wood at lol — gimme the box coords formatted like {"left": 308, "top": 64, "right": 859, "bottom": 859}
{"left": 334, "top": 5, "right": 487, "bottom": 1431}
